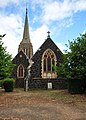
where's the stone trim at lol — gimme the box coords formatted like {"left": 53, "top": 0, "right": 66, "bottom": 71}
{"left": 17, "top": 64, "right": 25, "bottom": 78}
{"left": 42, "top": 49, "right": 57, "bottom": 78}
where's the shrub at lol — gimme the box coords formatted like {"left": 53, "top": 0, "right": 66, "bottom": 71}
{"left": 83, "top": 79, "right": 86, "bottom": 93}
{"left": 0, "top": 80, "right": 4, "bottom": 87}
{"left": 68, "top": 79, "right": 84, "bottom": 94}
{"left": 3, "top": 78, "right": 15, "bottom": 92}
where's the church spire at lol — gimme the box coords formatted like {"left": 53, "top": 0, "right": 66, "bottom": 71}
{"left": 18, "top": 8, "right": 33, "bottom": 59}
{"left": 22, "top": 8, "right": 30, "bottom": 43}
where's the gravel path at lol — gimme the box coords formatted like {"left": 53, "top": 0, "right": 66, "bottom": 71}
{"left": 0, "top": 89, "right": 86, "bottom": 120}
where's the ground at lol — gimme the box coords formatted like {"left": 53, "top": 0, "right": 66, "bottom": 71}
{"left": 0, "top": 89, "right": 86, "bottom": 120}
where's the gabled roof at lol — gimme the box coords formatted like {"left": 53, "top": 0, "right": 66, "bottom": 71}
{"left": 32, "top": 37, "right": 63, "bottom": 60}
{"left": 12, "top": 51, "right": 29, "bottom": 63}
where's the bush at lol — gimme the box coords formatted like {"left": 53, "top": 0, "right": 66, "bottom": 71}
{"left": 83, "top": 79, "right": 86, "bottom": 93}
{"left": 0, "top": 80, "right": 4, "bottom": 87}
{"left": 3, "top": 78, "right": 15, "bottom": 92}
{"left": 68, "top": 79, "right": 84, "bottom": 94}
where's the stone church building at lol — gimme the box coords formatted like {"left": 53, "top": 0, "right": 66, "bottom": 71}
{"left": 12, "top": 9, "right": 67, "bottom": 89}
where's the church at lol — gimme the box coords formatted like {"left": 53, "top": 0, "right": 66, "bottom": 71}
{"left": 12, "top": 8, "right": 67, "bottom": 89}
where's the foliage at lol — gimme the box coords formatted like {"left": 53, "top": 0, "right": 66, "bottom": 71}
{"left": 3, "top": 78, "right": 15, "bottom": 92}
{"left": 0, "top": 34, "right": 15, "bottom": 79}
{"left": 55, "top": 33, "right": 86, "bottom": 80}
{"left": 66, "top": 34, "right": 86, "bottom": 79}
{"left": 0, "top": 80, "right": 4, "bottom": 87}
{"left": 54, "top": 33, "right": 86, "bottom": 94}
{"left": 68, "top": 79, "right": 84, "bottom": 94}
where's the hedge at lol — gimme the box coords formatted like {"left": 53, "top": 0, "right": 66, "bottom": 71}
{"left": 68, "top": 79, "right": 84, "bottom": 94}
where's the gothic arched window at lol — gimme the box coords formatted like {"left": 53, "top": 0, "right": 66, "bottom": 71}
{"left": 42, "top": 49, "right": 57, "bottom": 78}
{"left": 17, "top": 64, "right": 24, "bottom": 78}
{"left": 44, "top": 58, "right": 46, "bottom": 72}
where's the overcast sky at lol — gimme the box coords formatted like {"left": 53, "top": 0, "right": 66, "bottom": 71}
{"left": 0, "top": 0, "right": 86, "bottom": 57}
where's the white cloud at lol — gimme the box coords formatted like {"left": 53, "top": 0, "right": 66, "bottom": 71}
{"left": 43, "top": 1, "right": 72, "bottom": 22}
{"left": 3, "top": 34, "right": 19, "bottom": 57}
{"left": 42, "top": 0, "right": 86, "bottom": 22}
{"left": 74, "top": 0, "right": 86, "bottom": 12}
{"left": 0, "top": 0, "right": 86, "bottom": 58}
{"left": 0, "top": 14, "right": 23, "bottom": 57}
{"left": 30, "top": 25, "right": 49, "bottom": 54}
{"left": 57, "top": 42, "right": 67, "bottom": 53}
{"left": 0, "top": 0, "right": 19, "bottom": 7}
{"left": 30, "top": 24, "right": 67, "bottom": 54}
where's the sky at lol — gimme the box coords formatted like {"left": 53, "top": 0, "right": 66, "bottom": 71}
{"left": 0, "top": 0, "right": 86, "bottom": 58}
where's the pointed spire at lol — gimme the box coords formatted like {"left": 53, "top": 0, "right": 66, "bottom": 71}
{"left": 18, "top": 7, "right": 33, "bottom": 59}
{"left": 23, "top": 8, "right": 30, "bottom": 43}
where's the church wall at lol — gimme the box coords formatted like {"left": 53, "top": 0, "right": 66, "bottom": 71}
{"left": 30, "top": 38, "right": 63, "bottom": 79}
{"left": 12, "top": 51, "right": 29, "bottom": 87}
{"left": 28, "top": 78, "right": 67, "bottom": 89}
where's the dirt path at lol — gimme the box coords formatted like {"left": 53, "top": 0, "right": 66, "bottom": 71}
{"left": 0, "top": 89, "right": 86, "bottom": 120}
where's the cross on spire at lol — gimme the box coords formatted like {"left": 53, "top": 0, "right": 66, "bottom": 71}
{"left": 47, "top": 31, "right": 50, "bottom": 38}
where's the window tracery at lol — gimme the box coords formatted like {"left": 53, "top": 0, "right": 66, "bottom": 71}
{"left": 42, "top": 49, "right": 57, "bottom": 78}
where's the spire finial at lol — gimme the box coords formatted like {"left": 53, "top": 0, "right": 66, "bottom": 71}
{"left": 26, "top": 7, "right": 28, "bottom": 15}
{"left": 47, "top": 31, "right": 50, "bottom": 38}
{"left": 26, "top": 0, "right": 28, "bottom": 14}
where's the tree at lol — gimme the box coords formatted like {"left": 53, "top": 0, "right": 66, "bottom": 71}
{"left": 0, "top": 34, "right": 14, "bottom": 79}
{"left": 55, "top": 33, "right": 86, "bottom": 93}
{"left": 67, "top": 33, "right": 86, "bottom": 79}
{"left": 56, "top": 33, "right": 86, "bottom": 80}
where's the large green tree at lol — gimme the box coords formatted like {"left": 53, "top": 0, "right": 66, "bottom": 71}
{"left": 56, "top": 33, "right": 86, "bottom": 79}
{"left": 0, "top": 34, "right": 14, "bottom": 79}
